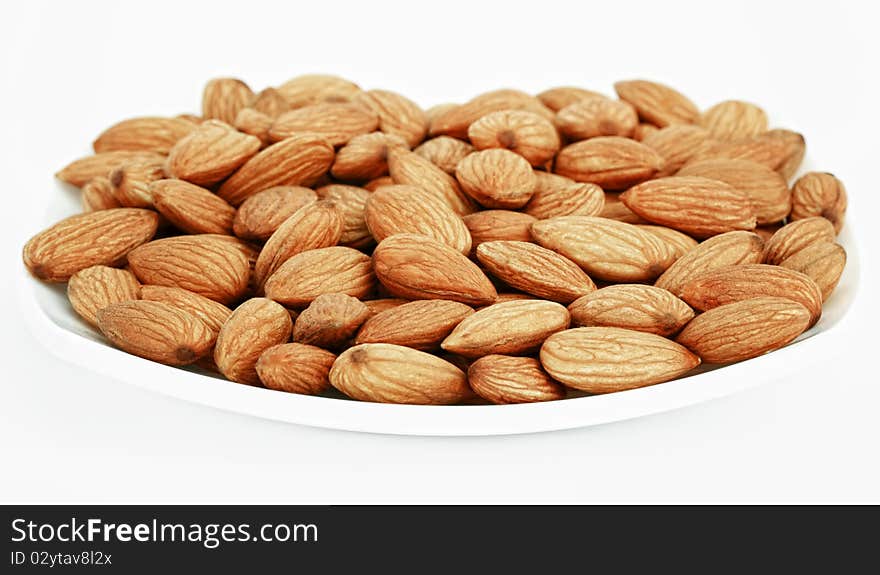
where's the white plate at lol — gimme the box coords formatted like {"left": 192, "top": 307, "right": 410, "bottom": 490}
{"left": 18, "top": 180, "right": 860, "bottom": 436}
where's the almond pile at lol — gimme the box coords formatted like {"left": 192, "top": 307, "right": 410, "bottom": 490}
{"left": 24, "top": 75, "right": 848, "bottom": 405}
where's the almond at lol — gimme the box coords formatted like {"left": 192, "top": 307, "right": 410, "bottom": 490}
{"left": 762, "top": 217, "right": 836, "bottom": 265}
{"left": 680, "top": 263, "right": 823, "bottom": 325}
{"left": 268, "top": 103, "right": 378, "bottom": 146}
{"left": 93, "top": 116, "right": 196, "bottom": 154}
{"left": 232, "top": 186, "right": 317, "bottom": 241}
{"left": 468, "top": 355, "right": 566, "bottom": 404}
{"left": 249, "top": 87, "right": 290, "bottom": 118}
{"left": 676, "top": 297, "right": 811, "bottom": 363}
{"left": 67, "top": 265, "right": 141, "bottom": 327}
{"left": 256, "top": 343, "right": 336, "bottom": 395}
{"left": 81, "top": 176, "right": 121, "bottom": 211}
{"left": 202, "top": 78, "right": 254, "bottom": 125}
{"left": 678, "top": 159, "right": 791, "bottom": 224}
{"left": 276, "top": 74, "right": 361, "bottom": 108}
{"left": 641, "top": 124, "right": 713, "bottom": 176}
{"left": 413, "top": 136, "right": 474, "bottom": 174}
{"left": 598, "top": 192, "right": 649, "bottom": 224}
{"left": 166, "top": 120, "right": 262, "bottom": 186}
{"left": 353, "top": 89, "right": 428, "bottom": 147}
{"left": 568, "top": 284, "right": 694, "bottom": 336}
{"left": 330, "top": 132, "right": 409, "bottom": 181}
{"left": 441, "top": 300, "right": 569, "bottom": 358}
{"left": 263, "top": 246, "right": 375, "bottom": 308}
{"left": 364, "top": 176, "right": 395, "bottom": 191}
{"left": 23, "top": 208, "right": 159, "bottom": 282}
{"left": 329, "top": 343, "right": 471, "bottom": 404}
{"left": 217, "top": 134, "right": 335, "bottom": 206}
{"left": 621, "top": 176, "right": 757, "bottom": 238}
{"left": 555, "top": 98, "right": 638, "bottom": 140}
{"left": 462, "top": 210, "right": 537, "bottom": 253}
{"left": 364, "top": 184, "right": 472, "bottom": 254}
{"left": 537, "top": 86, "right": 607, "bottom": 112}
{"left": 362, "top": 298, "right": 410, "bottom": 316}
{"left": 779, "top": 242, "right": 846, "bottom": 302}
{"left": 108, "top": 156, "right": 167, "bottom": 208}
{"left": 372, "top": 234, "right": 497, "bottom": 306}
{"left": 468, "top": 110, "right": 560, "bottom": 166}
{"left": 790, "top": 172, "right": 847, "bottom": 233}
{"left": 97, "top": 300, "right": 214, "bottom": 366}
{"left": 151, "top": 179, "right": 236, "bottom": 235}
{"left": 655, "top": 230, "right": 765, "bottom": 296}
{"left": 700, "top": 100, "right": 768, "bottom": 141}
{"left": 476, "top": 241, "right": 596, "bottom": 304}
{"left": 762, "top": 129, "right": 806, "bottom": 181}
{"left": 455, "top": 148, "right": 536, "bottom": 209}
{"left": 613, "top": 80, "right": 699, "bottom": 127}
{"left": 531, "top": 216, "right": 673, "bottom": 282}
{"left": 127, "top": 235, "right": 251, "bottom": 304}
{"left": 540, "top": 327, "right": 700, "bottom": 393}
{"left": 632, "top": 122, "right": 660, "bottom": 141}
{"left": 293, "top": 293, "right": 371, "bottom": 349}
{"left": 139, "top": 285, "right": 232, "bottom": 335}
{"left": 387, "top": 148, "right": 476, "bottom": 215}
{"left": 214, "top": 297, "right": 292, "bottom": 385}
{"left": 56, "top": 151, "right": 165, "bottom": 188}
{"left": 555, "top": 136, "right": 664, "bottom": 189}
{"left": 636, "top": 225, "right": 698, "bottom": 260}
{"left": 316, "top": 184, "right": 374, "bottom": 249}
{"left": 232, "top": 108, "right": 273, "bottom": 144}
{"left": 688, "top": 134, "right": 791, "bottom": 173}
{"left": 429, "top": 89, "right": 553, "bottom": 138}
{"left": 523, "top": 172, "right": 604, "bottom": 219}
{"left": 355, "top": 299, "right": 474, "bottom": 350}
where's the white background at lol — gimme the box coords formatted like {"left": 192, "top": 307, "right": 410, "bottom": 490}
{"left": 1, "top": 0, "right": 878, "bottom": 503}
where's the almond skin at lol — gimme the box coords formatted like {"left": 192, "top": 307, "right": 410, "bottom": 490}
{"left": 93, "top": 116, "right": 196, "bottom": 154}
{"left": 779, "top": 242, "right": 846, "bottom": 302}
{"left": 127, "top": 235, "right": 251, "bottom": 305}
{"left": 293, "top": 293, "right": 371, "bottom": 349}
{"left": 166, "top": 120, "right": 262, "bottom": 186}
{"left": 613, "top": 80, "right": 700, "bottom": 127}
{"left": 676, "top": 297, "right": 811, "bottom": 363}
{"left": 253, "top": 200, "right": 343, "bottom": 289}
{"left": 523, "top": 172, "right": 604, "bottom": 219}
{"left": 387, "top": 148, "right": 476, "bottom": 215}
{"left": 268, "top": 103, "right": 379, "bottom": 146}
{"left": 362, "top": 298, "right": 410, "bottom": 316}
{"left": 468, "top": 355, "right": 566, "bottom": 404}
{"left": 151, "top": 179, "right": 236, "bottom": 235}
{"left": 632, "top": 123, "right": 660, "bottom": 141}
{"left": 372, "top": 234, "right": 497, "bottom": 306}
{"left": 97, "top": 300, "right": 214, "bottom": 366}
{"left": 330, "top": 343, "right": 471, "bottom": 404}
{"left": 540, "top": 327, "right": 700, "bottom": 393}
{"left": 462, "top": 210, "right": 537, "bottom": 253}
{"left": 365, "top": 184, "right": 472, "bottom": 254}
{"left": 476, "top": 241, "right": 596, "bottom": 304}
{"left": 214, "top": 297, "right": 292, "bottom": 385}
{"left": 456, "top": 149, "right": 536, "bottom": 209}
{"left": 256, "top": 343, "right": 336, "bottom": 395}
{"left": 413, "top": 136, "right": 474, "bottom": 174}
{"left": 232, "top": 186, "right": 317, "bottom": 242}
{"left": 678, "top": 159, "right": 791, "bottom": 225}
{"left": 202, "top": 78, "right": 254, "bottom": 125}
{"left": 599, "top": 192, "right": 649, "bottom": 224}
{"left": 641, "top": 124, "right": 713, "bottom": 176}
{"left": 537, "top": 86, "right": 607, "bottom": 112}
{"left": 81, "top": 177, "right": 122, "bottom": 212}
{"left": 762, "top": 129, "right": 806, "bottom": 181}
{"left": 276, "top": 74, "right": 362, "bottom": 108}
{"left": 790, "top": 172, "right": 847, "bottom": 233}
{"left": 139, "top": 285, "right": 232, "bottom": 335}
{"left": 700, "top": 100, "right": 768, "bottom": 141}
{"left": 655, "top": 230, "right": 765, "bottom": 296}
{"left": 233, "top": 108, "right": 273, "bottom": 144}
{"left": 555, "top": 98, "right": 638, "bottom": 140}
{"left": 353, "top": 89, "right": 428, "bottom": 148}
{"left": 762, "top": 217, "right": 837, "bottom": 265}
{"left": 263, "top": 246, "right": 375, "bottom": 308}
{"left": 67, "top": 265, "right": 141, "bottom": 327}
{"left": 217, "top": 134, "right": 335, "bottom": 206}
{"left": 330, "top": 132, "right": 409, "bottom": 181}
{"left": 56, "top": 151, "right": 165, "bottom": 188}
{"left": 23, "top": 208, "right": 159, "bottom": 282}
{"left": 355, "top": 299, "right": 474, "bottom": 350}
{"left": 468, "top": 110, "right": 560, "bottom": 166}
{"left": 680, "top": 263, "right": 824, "bottom": 326}
{"left": 568, "top": 284, "right": 694, "bottom": 336}
{"left": 531, "top": 216, "right": 674, "bottom": 282}
{"left": 621, "top": 176, "right": 757, "bottom": 238}
{"left": 636, "top": 225, "right": 698, "bottom": 260}
{"left": 108, "top": 156, "right": 167, "bottom": 208}
{"left": 555, "top": 136, "right": 664, "bottom": 189}
{"left": 429, "top": 89, "right": 553, "bottom": 139}
{"left": 316, "top": 184, "right": 374, "bottom": 249}
{"left": 441, "top": 300, "right": 570, "bottom": 358}
{"left": 249, "top": 87, "right": 291, "bottom": 118}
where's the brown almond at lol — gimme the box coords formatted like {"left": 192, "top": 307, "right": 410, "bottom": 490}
{"left": 353, "top": 89, "right": 428, "bottom": 147}
{"left": 641, "top": 124, "right": 714, "bottom": 176}
{"left": 362, "top": 298, "right": 411, "bottom": 316}
{"left": 456, "top": 149, "right": 536, "bottom": 209}
{"left": 413, "top": 136, "right": 474, "bottom": 174}
{"left": 151, "top": 179, "right": 236, "bottom": 235}
{"left": 56, "top": 151, "right": 166, "bottom": 188}
{"left": 249, "top": 87, "right": 290, "bottom": 118}
{"left": 688, "top": 134, "right": 791, "bottom": 173}
{"left": 356, "top": 299, "right": 473, "bottom": 350}
{"left": 441, "top": 300, "right": 570, "bottom": 358}
{"left": 93, "top": 116, "right": 196, "bottom": 154}
{"left": 276, "top": 74, "right": 361, "bottom": 108}
{"left": 476, "top": 240, "right": 596, "bottom": 304}
{"left": 636, "top": 225, "right": 698, "bottom": 260}
{"left": 537, "top": 86, "right": 607, "bottom": 112}
{"left": 202, "top": 78, "right": 254, "bottom": 125}
{"left": 632, "top": 122, "right": 660, "bottom": 141}
{"left": 293, "top": 293, "right": 371, "bottom": 349}
{"left": 676, "top": 297, "right": 811, "bottom": 363}
{"left": 468, "top": 355, "right": 566, "bottom": 404}
{"left": 555, "top": 136, "right": 664, "bottom": 189}
{"left": 762, "top": 129, "right": 806, "bottom": 181}
{"left": 268, "top": 103, "right": 378, "bottom": 146}
{"left": 555, "top": 98, "right": 638, "bottom": 140}
{"left": 256, "top": 343, "right": 336, "bottom": 395}
{"left": 613, "top": 80, "right": 700, "bottom": 127}
{"left": 67, "top": 265, "right": 141, "bottom": 327}
{"left": 23, "top": 208, "right": 159, "bottom": 282}
{"left": 523, "top": 173, "right": 604, "bottom": 219}
{"left": 372, "top": 234, "right": 497, "bottom": 306}
{"left": 81, "top": 177, "right": 121, "bottom": 211}
{"left": 599, "top": 192, "right": 649, "bottom": 224}
{"left": 700, "top": 100, "right": 768, "bottom": 141}
{"left": 97, "top": 300, "right": 214, "bottom": 365}
{"left": 540, "top": 327, "right": 700, "bottom": 393}
{"left": 762, "top": 217, "right": 837, "bottom": 265}
{"left": 316, "top": 184, "right": 373, "bottom": 249}
{"left": 139, "top": 285, "right": 232, "bottom": 335}
{"left": 790, "top": 172, "right": 847, "bottom": 233}
{"left": 468, "top": 110, "right": 560, "bottom": 166}
{"left": 779, "top": 242, "right": 846, "bottom": 302}
{"left": 568, "top": 284, "right": 694, "bottom": 336}
{"left": 330, "top": 132, "right": 409, "bottom": 181}
{"left": 233, "top": 108, "right": 273, "bottom": 145}
{"left": 387, "top": 148, "right": 476, "bottom": 215}
{"left": 214, "top": 297, "right": 292, "bottom": 385}
{"left": 621, "top": 176, "right": 757, "bottom": 238}
{"left": 108, "top": 156, "right": 167, "bottom": 208}
{"left": 166, "top": 119, "right": 262, "bottom": 186}
{"left": 263, "top": 246, "right": 375, "bottom": 308}
{"left": 462, "top": 210, "right": 537, "bottom": 253}
{"left": 429, "top": 89, "right": 554, "bottom": 138}
{"left": 232, "top": 186, "right": 317, "bottom": 241}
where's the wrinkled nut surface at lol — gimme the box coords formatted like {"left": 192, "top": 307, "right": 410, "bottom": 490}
{"left": 568, "top": 285, "right": 694, "bottom": 336}
{"left": 468, "top": 355, "right": 566, "bottom": 404}
{"left": 256, "top": 343, "right": 336, "bottom": 395}
{"left": 214, "top": 297, "right": 292, "bottom": 385}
